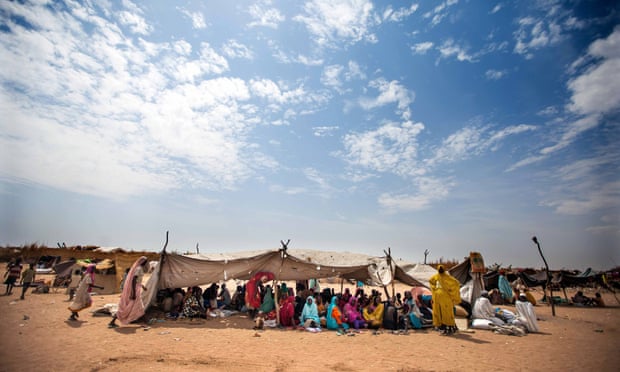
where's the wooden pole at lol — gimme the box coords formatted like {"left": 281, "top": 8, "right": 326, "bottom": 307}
{"left": 532, "top": 236, "right": 555, "bottom": 316}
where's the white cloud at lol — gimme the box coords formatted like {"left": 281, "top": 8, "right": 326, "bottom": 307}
{"left": 438, "top": 39, "right": 475, "bottom": 62}
{"left": 345, "top": 60, "right": 366, "bottom": 80}
{"left": 342, "top": 121, "right": 425, "bottom": 177}
{"left": 359, "top": 78, "right": 414, "bottom": 119}
{"left": 313, "top": 126, "right": 339, "bottom": 137}
{"left": 222, "top": 40, "right": 254, "bottom": 60}
{"left": 412, "top": 42, "right": 434, "bottom": 55}
{"left": 294, "top": 0, "right": 377, "bottom": 48}
{"left": 509, "top": 27, "right": 620, "bottom": 171}
{"left": 0, "top": 1, "right": 291, "bottom": 199}
{"left": 485, "top": 69, "right": 507, "bottom": 80}
{"left": 513, "top": 9, "right": 568, "bottom": 58}
{"left": 118, "top": 0, "right": 152, "bottom": 35}
{"left": 542, "top": 180, "right": 620, "bottom": 216}
{"left": 423, "top": 0, "right": 459, "bottom": 27}
{"left": 322, "top": 64, "right": 344, "bottom": 89}
{"left": 490, "top": 4, "right": 502, "bottom": 14}
{"left": 430, "top": 124, "right": 536, "bottom": 166}
{"left": 178, "top": 8, "right": 207, "bottom": 30}
{"left": 378, "top": 177, "right": 454, "bottom": 211}
{"left": 248, "top": 0, "right": 285, "bottom": 29}
{"left": 382, "top": 4, "right": 419, "bottom": 22}
{"left": 567, "top": 27, "right": 620, "bottom": 117}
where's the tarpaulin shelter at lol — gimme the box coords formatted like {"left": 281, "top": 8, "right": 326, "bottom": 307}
{"left": 142, "top": 248, "right": 432, "bottom": 308}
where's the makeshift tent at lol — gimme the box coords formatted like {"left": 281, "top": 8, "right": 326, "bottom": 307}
{"left": 393, "top": 261, "right": 438, "bottom": 288}
{"left": 19, "top": 246, "right": 159, "bottom": 293}
{"left": 142, "top": 248, "right": 431, "bottom": 308}
{"left": 446, "top": 252, "right": 487, "bottom": 305}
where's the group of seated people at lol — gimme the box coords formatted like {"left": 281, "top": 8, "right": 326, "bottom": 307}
{"left": 571, "top": 291, "right": 605, "bottom": 307}
{"left": 270, "top": 285, "right": 435, "bottom": 333}
{"left": 155, "top": 280, "right": 605, "bottom": 335}
{"left": 157, "top": 283, "right": 242, "bottom": 319}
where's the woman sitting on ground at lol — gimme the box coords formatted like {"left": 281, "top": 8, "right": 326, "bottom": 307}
{"left": 363, "top": 295, "right": 384, "bottom": 329}
{"left": 327, "top": 295, "right": 349, "bottom": 334}
{"left": 182, "top": 286, "right": 205, "bottom": 319}
{"left": 402, "top": 291, "right": 423, "bottom": 329}
{"left": 279, "top": 295, "right": 296, "bottom": 327}
{"left": 299, "top": 296, "right": 320, "bottom": 328}
{"left": 344, "top": 296, "right": 366, "bottom": 330}
{"left": 315, "top": 295, "right": 327, "bottom": 318}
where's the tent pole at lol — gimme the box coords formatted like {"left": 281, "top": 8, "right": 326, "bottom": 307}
{"left": 532, "top": 236, "right": 555, "bottom": 316}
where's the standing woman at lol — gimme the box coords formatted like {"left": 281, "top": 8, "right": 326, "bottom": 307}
{"left": 108, "top": 256, "right": 148, "bottom": 328}
{"left": 68, "top": 264, "right": 98, "bottom": 321}
{"left": 429, "top": 265, "right": 461, "bottom": 335}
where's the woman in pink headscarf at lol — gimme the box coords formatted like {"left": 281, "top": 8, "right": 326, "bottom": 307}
{"left": 108, "top": 257, "right": 148, "bottom": 328}
{"left": 344, "top": 296, "right": 366, "bottom": 330}
{"left": 68, "top": 264, "right": 98, "bottom": 321}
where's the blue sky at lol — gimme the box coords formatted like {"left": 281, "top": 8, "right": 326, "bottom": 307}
{"left": 1, "top": 0, "right": 619, "bottom": 270}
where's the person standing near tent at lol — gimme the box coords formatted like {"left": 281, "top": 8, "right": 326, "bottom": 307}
{"left": 4, "top": 258, "right": 22, "bottom": 296}
{"left": 108, "top": 256, "right": 148, "bottom": 328}
{"left": 245, "top": 271, "right": 275, "bottom": 318}
{"left": 429, "top": 265, "right": 461, "bottom": 335}
{"left": 20, "top": 263, "right": 36, "bottom": 300}
{"left": 68, "top": 264, "right": 98, "bottom": 321}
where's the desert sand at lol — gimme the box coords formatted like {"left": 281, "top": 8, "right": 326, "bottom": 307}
{"left": 0, "top": 279, "right": 618, "bottom": 372}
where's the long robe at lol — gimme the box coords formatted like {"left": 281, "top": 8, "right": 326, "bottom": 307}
{"left": 259, "top": 290, "right": 275, "bottom": 313}
{"left": 279, "top": 296, "right": 295, "bottom": 327}
{"left": 429, "top": 265, "right": 461, "bottom": 327}
{"left": 327, "top": 296, "right": 349, "bottom": 330}
{"left": 299, "top": 296, "right": 320, "bottom": 326}
{"left": 472, "top": 296, "right": 504, "bottom": 325}
{"left": 362, "top": 298, "right": 384, "bottom": 328}
{"left": 515, "top": 299, "right": 539, "bottom": 332}
{"left": 245, "top": 272, "right": 275, "bottom": 310}
{"left": 116, "top": 257, "right": 147, "bottom": 325}
{"left": 344, "top": 297, "right": 366, "bottom": 329}
{"left": 68, "top": 275, "right": 93, "bottom": 312}
{"left": 68, "top": 264, "right": 96, "bottom": 313}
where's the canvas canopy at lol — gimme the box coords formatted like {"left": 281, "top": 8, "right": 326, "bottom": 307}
{"left": 142, "top": 248, "right": 433, "bottom": 307}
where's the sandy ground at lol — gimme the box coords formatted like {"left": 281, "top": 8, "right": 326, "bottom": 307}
{"left": 0, "top": 279, "right": 618, "bottom": 372}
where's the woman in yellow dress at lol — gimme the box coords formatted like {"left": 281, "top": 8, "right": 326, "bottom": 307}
{"left": 429, "top": 265, "right": 461, "bottom": 335}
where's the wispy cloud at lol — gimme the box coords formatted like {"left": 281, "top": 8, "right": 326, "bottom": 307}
{"left": 485, "top": 69, "right": 507, "bottom": 80}
{"left": 359, "top": 78, "right": 414, "bottom": 119}
{"left": 437, "top": 39, "right": 475, "bottom": 62}
{"left": 294, "top": 0, "right": 377, "bottom": 48}
{"left": 342, "top": 121, "right": 426, "bottom": 177}
{"left": 222, "top": 40, "right": 254, "bottom": 60}
{"left": 428, "top": 124, "right": 536, "bottom": 166}
{"left": 178, "top": 8, "right": 207, "bottom": 29}
{"left": 313, "top": 126, "right": 340, "bottom": 137}
{"left": 382, "top": 4, "right": 419, "bottom": 23}
{"left": 411, "top": 42, "right": 434, "bottom": 55}
{"left": 423, "top": 0, "right": 459, "bottom": 27}
{"left": 0, "top": 1, "right": 337, "bottom": 199}
{"left": 248, "top": 0, "right": 284, "bottom": 29}
{"left": 378, "top": 177, "right": 454, "bottom": 211}
{"left": 508, "top": 27, "right": 620, "bottom": 171}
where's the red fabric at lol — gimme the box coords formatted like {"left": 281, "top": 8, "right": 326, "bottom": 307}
{"left": 244, "top": 271, "right": 275, "bottom": 309}
{"left": 280, "top": 296, "right": 295, "bottom": 326}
